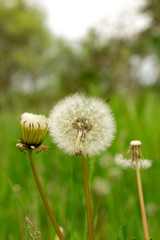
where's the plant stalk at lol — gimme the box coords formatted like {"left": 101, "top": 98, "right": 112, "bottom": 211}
{"left": 136, "top": 164, "right": 150, "bottom": 240}
{"left": 82, "top": 153, "right": 94, "bottom": 240}
{"left": 28, "top": 150, "right": 65, "bottom": 240}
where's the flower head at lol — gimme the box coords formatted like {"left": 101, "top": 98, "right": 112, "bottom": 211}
{"left": 49, "top": 93, "right": 116, "bottom": 156}
{"left": 17, "top": 112, "right": 49, "bottom": 153}
{"left": 20, "top": 112, "right": 48, "bottom": 146}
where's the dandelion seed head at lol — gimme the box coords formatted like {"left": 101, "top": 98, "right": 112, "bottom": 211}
{"left": 108, "top": 167, "right": 122, "bottom": 179}
{"left": 13, "top": 184, "right": 21, "bottom": 194}
{"left": 115, "top": 154, "right": 152, "bottom": 169}
{"left": 92, "top": 177, "right": 110, "bottom": 196}
{"left": 99, "top": 153, "right": 113, "bottom": 168}
{"left": 49, "top": 93, "right": 116, "bottom": 156}
{"left": 146, "top": 202, "right": 158, "bottom": 216}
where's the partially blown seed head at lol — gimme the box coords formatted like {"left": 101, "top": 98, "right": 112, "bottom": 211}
{"left": 115, "top": 154, "right": 152, "bottom": 169}
{"left": 49, "top": 93, "right": 116, "bottom": 156}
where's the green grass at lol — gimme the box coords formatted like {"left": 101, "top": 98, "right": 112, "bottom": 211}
{"left": 0, "top": 89, "right": 160, "bottom": 240}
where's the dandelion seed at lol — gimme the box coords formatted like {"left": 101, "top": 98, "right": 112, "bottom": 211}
{"left": 49, "top": 93, "right": 116, "bottom": 156}
{"left": 115, "top": 154, "right": 152, "bottom": 169}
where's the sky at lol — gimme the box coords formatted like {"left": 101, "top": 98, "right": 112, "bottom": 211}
{"left": 29, "top": 0, "right": 150, "bottom": 41}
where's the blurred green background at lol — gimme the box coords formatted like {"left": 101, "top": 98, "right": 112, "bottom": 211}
{"left": 0, "top": 0, "right": 160, "bottom": 239}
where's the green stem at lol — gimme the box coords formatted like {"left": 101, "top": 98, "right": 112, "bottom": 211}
{"left": 84, "top": 157, "right": 95, "bottom": 240}
{"left": 136, "top": 164, "right": 150, "bottom": 240}
{"left": 82, "top": 153, "right": 94, "bottom": 240}
{"left": 28, "top": 150, "right": 65, "bottom": 240}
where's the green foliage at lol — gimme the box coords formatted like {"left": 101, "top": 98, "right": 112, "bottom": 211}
{"left": 1, "top": 0, "right": 160, "bottom": 96}
{"left": 0, "top": 0, "right": 53, "bottom": 91}
{"left": 0, "top": 89, "right": 160, "bottom": 240}
{"left": 0, "top": 0, "right": 160, "bottom": 239}
{"left": 25, "top": 216, "right": 41, "bottom": 240}
{"left": 116, "top": 225, "right": 126, "bottom": 240}
{"left": 132, "top": 0, "right": 160, "bottom": 86}
{"left": 51, "top": 30, "right": 136, "bottom": 96}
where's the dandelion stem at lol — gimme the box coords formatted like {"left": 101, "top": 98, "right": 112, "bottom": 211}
{"left": 28, "top": 150, "right": 65, "bottom": 240}
{"left": 82, "top": 153, "right": 94, "bottom": 240}
{"left": 136, "top": 164, "right": 150, "bottom": 240}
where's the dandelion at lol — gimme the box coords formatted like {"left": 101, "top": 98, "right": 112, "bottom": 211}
{"left": 108, "top": 167, "right": 122, "bottom": 180}
{"left": 49, "top": 93, "right": 116, "bottom": 156}
{"left": 115, "top": 140, "right": 151, "bottom": 240}
{"left": 17, "top": 112, "right": 49, "bottom": 153}
{"left": 92, "top": 177, "right": 110, "bottom": 196}
{"left": 49, "top": 93, "right": 116, "bottom": 240}
{"left": 146, "top": 202, "right": 158, "bottom": 216}
{"left": 16, "top": 113, "right": 64, "bottom": 240}
{"left": 13, "top": 184, "right": 21, "bottom": 194}
{"left": 99, "top": 153, "right": 113, "bottom": 168}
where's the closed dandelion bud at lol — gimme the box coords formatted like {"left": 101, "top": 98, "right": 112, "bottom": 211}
{"left": 49, "top": 93, "right": 116, "bottom": 156}
{"left": 20, "top": 112, "right": 48, "bottom": 146}
{"left": 18, "top": 115, "right": 62, "bottom": 240}
{"left": 17, "top": 113, "right": 49, "bottom": 153}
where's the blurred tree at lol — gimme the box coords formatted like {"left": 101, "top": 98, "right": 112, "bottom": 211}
{"left": 134, "top": 0, "right": 160, "bottom": 54}
{"left": 53, "top": 0, "right": 160, "bottom": 94}
{"left": 52, "top": 29, "right": 137, "bottom": 96}
{"left": 132, "top": 0, "right": 160, "bottom": 86}
{"left": 78, "top": 30, "right": 133, "bottom": 94}
{"left": 0, "top": 0, "right": 53, "bottom": 92}
{"left": 1, "top": 0, "right": 158, "bottom": 96}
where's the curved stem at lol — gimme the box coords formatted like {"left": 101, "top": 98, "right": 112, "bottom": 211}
{"left": 28, "top": 150, "right": 65, "bottom": 240}
{"left": 82, "top": 153, "right": 94, "bottom": 240}
{"left": 136, "top": 164, "right": 150, "bottom": 240}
